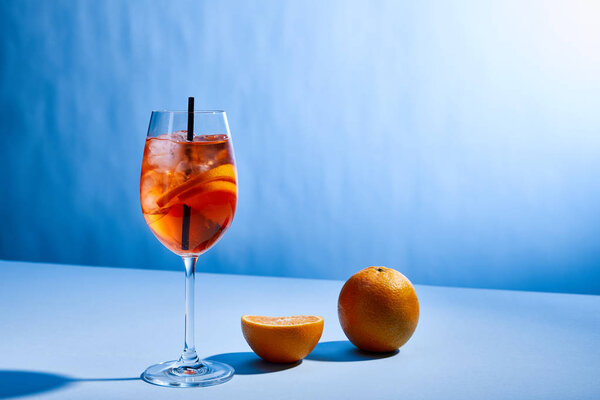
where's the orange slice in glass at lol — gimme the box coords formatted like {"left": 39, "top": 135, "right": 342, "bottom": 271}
{"left": 156, "top": 163, "right": 236, "bottom": 208}
{"left": 241, "top": 315, "right": 324, "bottom": 363}
{"left": 179, "top": 180, "right": 236, "bottom": 203}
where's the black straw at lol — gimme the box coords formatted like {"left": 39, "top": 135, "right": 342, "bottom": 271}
{"left": 181, "top": 97, "right": 194, "bottom": 251}
{"left": 186, "top": 97, "right": 194, "bottom": 141}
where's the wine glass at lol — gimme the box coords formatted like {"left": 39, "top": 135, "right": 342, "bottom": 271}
{"left": 139, "top": 104, "right": 237, "bottom": 387}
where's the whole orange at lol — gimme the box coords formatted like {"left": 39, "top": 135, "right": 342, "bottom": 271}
{"left": 338, "top": 266, "right": 419, "bottom": 352}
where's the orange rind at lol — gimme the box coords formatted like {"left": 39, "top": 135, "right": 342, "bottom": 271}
{"left": 241, "top": 315, "right": 324, "bottom": 363}
{"left": 338, "top": 266, "right": 419, "bottom": 352}
{"left": 156, "top": 163, "right": 236, "bottom": 208}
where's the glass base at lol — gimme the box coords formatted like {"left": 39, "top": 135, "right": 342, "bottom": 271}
{"left": 142, "top": 359, "right": 234, "bottom": 387}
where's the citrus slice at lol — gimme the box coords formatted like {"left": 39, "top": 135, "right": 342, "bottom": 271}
{"left": 241, "top": 315, "right": 324, "bottom": 363}
{"left": 156, "top": 163, "right": 236, "bottom": 208}
{"left": 183, "top": 180, "right": 237, "bottom": 225}
{"left": 179, "top": 180, "right": 237, "bottom": 203}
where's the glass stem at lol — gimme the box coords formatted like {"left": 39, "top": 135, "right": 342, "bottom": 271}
{"left": 179, "top": 256, "right": 200, "bottom": 366}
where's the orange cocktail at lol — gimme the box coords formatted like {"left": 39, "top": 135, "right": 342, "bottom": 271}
{"left": 140, "top": 132, "right": 237, "bottom": 255}
{"left": 140, "top": 106, "right": 237, "bottom": 387}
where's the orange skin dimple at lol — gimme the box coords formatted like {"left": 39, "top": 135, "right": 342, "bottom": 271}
{"left": 338, "top": 266, "right": 419, "bottom": 353}
{"left": 241, "top": 315, "right": 324, "bottom": 363}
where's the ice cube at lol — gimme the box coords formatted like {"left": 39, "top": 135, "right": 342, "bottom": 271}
{"left": 195, "top": 160, "right": 214, "bottom": 174}
{"left": 193, "top": 134, "right": 228, "bottom": 142}
{"left": 140, "top": 170, "right": 166, "bottom": 214}
{"left": 175, "top": 159, "right": 193, "bottom": 176}
{"left": 168, "top": 170, "right": 187, "bottom": 191}
{"left": 170, "top": 130, "right": 189, "bottom": 142}
{"left": 146, "top": 134, "right": 185, "bottom": 171}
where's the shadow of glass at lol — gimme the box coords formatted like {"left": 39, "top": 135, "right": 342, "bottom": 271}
{"left": 0, "top": 370, "right": 140, "bottom": 399}
{"left": 305, "top": 340, "right": 399, "bottom": 362}
{"left": 205, "top": 352, "right": 300, "bottom": 375}
{"left": 0, "top": 370, "right": 71, "bottom": 399}
{"left": 81, "top": 377, "right": 140, "bottom": 382}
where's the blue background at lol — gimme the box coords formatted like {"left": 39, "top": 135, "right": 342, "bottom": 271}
{"left": 1, "top": 0, "right": 599, "bottom": 294}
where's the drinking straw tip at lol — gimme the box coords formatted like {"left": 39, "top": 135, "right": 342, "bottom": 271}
{"left": 186, "top": 97, "right": 194, "bottom": 141}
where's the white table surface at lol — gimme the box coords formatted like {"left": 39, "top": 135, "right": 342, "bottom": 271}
{"left": 0, "top": 260, "right": 598, "bottom": 399}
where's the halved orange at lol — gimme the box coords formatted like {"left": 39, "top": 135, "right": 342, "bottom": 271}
{"left": 241, "top": 315, "right": 324, "bottom": 363}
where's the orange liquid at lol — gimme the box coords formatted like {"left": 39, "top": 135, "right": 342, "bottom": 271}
{"left": 140, "top": 133, "right": 237, "bottom": 255}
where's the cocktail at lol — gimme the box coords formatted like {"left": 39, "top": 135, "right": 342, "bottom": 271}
{"left": 139, "top": 101, "right": 237, "bottom": 387}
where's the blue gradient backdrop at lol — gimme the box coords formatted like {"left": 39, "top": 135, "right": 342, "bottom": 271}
{"left": 1, "top": 0, "right": 599, "bottom": 294}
